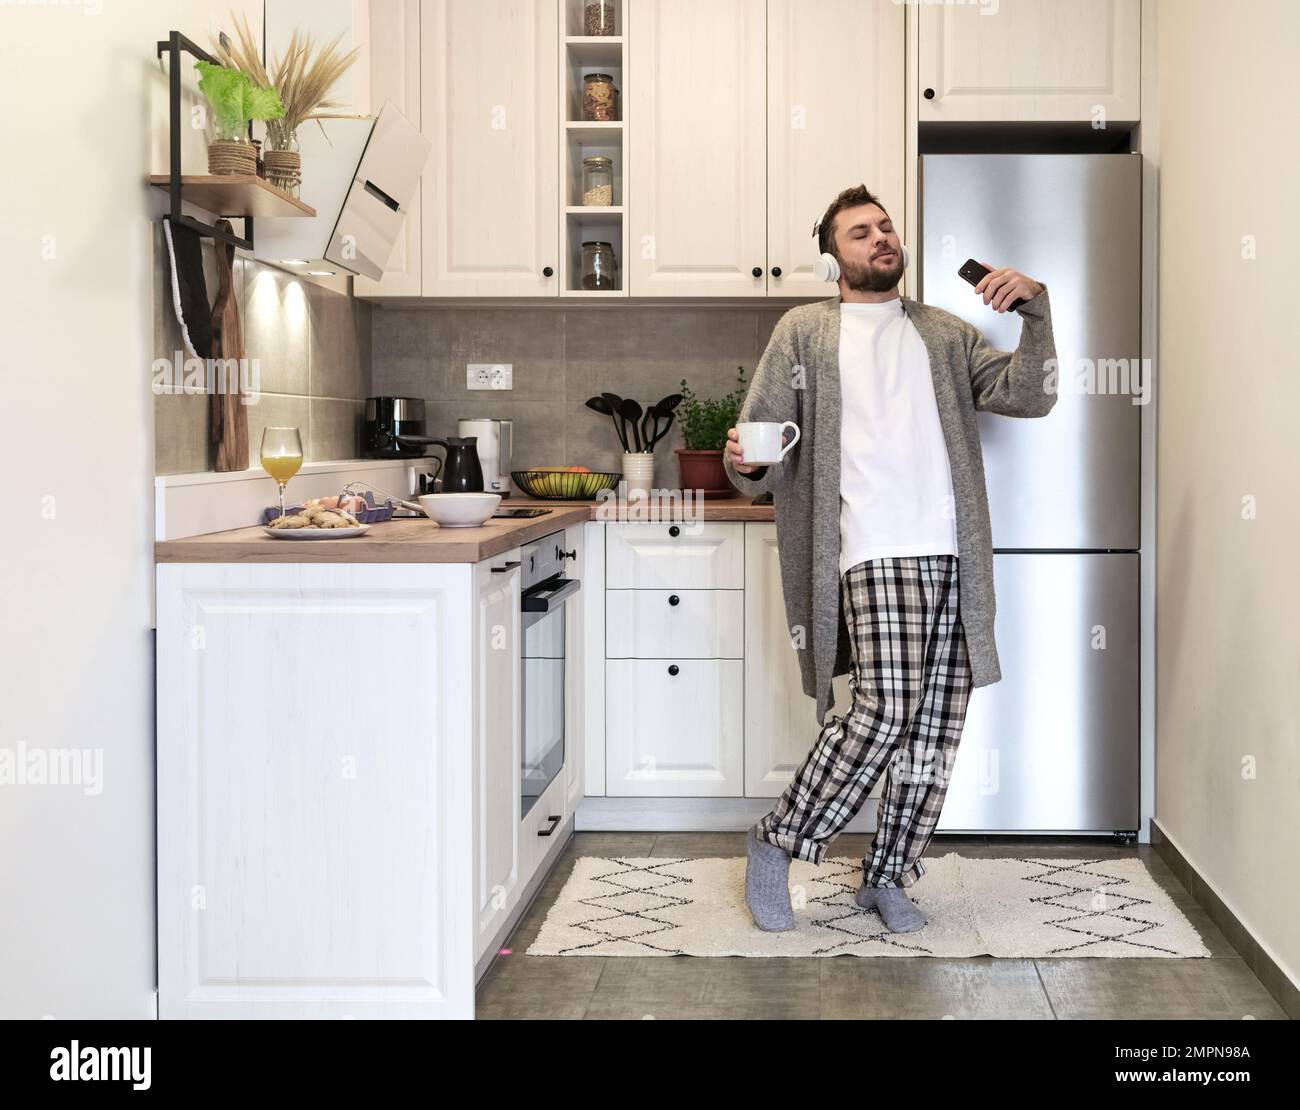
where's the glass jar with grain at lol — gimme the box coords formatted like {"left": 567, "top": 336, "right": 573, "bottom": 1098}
{"left": 582, "top": 156, "right": 614, "bottom": 206}
{"left": 582, "top": 73, "right": 619, "bottom": 121}
{"left": 584, "top": 0, "right": 616, "bottom": 35}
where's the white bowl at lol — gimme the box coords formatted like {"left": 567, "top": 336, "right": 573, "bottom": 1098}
{"left": 417, "top": 491, "right": 502, "bottom": 527}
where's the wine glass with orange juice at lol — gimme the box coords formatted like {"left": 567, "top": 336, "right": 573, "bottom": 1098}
{"left": 260, "top": 427, "right": 304, "bottom": 519}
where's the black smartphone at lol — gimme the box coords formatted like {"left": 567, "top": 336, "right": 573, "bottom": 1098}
{"left": 959, "top": 258, "right": 1026, "bottom": 312}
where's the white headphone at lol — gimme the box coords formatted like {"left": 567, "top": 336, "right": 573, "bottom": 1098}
{"left": 813, "top": 241, "right": 910, "bottom": 283}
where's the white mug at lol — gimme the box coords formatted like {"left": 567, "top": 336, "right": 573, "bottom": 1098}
{"left": 737, "top": 421, "right": 800, "bottom": 465}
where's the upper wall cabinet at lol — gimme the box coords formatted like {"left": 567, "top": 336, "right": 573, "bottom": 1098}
{"left": 421, "top": 0, "right": 561, "bottom": 296}
{"left": 357, "top": 0, "right": 907, "bottom": 300}
{"left": 354, "top": 0, "right": 422, "bottom": 297}
{"left": 918, "top": 0, "right": 1141, "bottom": 124}
{"left": 628, "top": 0, "right": 767, "bottom": 297}
{"left": 767, "top": 0, "right": 904, "bottom": 295}
{"left": 629, "top": 0, "right": 905, "bottom": 298}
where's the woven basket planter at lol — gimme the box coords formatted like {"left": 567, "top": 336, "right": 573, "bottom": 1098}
{"left": 263, "top": 150, "right": 302, "bottom": 196}
{"left": 207, "top": 139, "right": 257, "bottom": 176}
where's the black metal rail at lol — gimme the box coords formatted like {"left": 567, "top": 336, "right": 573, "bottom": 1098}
{"left": 155, "top": 30, "right": 254, "bottom": 251}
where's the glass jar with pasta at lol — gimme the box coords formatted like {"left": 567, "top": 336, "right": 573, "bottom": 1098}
{"left": 582, "top": 73, "right": 619, "bottom": 121}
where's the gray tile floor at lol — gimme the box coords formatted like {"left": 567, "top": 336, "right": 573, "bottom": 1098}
{"left": 475, "top": 832, "right": 1288, "bottom": 1020}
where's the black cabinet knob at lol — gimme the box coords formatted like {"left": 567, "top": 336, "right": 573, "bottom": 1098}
{"left": 668, "top": 664, "right": 679, "bottom": 676}
{"left": 923, "top": 88, "right": 935, "bottom": 100}
{"left": 752, "top": 266, "right": 763, "bottom": 278}
{"left": 668, "top": 594, "right": 680, "bottom": 606}
{"left": 669, "top": 525, "right": 680, "bottom": 537}
{"left": 771, "top": 266, "right": 782, "bottom": 278}
{"left": 543, "top": 266, "right": 554, "bottom": 277}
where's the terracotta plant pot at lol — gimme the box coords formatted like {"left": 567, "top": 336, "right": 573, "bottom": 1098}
{"left": 675, "top": 448, "right": 737, "bottom": 498}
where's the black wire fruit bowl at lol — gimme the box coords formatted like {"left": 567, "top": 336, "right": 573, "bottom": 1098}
{"left": 512, "top": 468, "right": 622, "bottom": 500}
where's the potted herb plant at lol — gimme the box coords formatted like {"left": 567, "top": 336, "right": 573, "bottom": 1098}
{"left": 675, "top": 366, "right": 749, "bottom": 497}
{"left": 195, "top": 60, "right": 284, "bottom": 177}
{"left": 213, "top": 12, "right": 361, "bottom": 198}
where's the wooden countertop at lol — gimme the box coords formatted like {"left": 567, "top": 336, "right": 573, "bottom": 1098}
{"left": 154, "top": 495, "right": 776, "bottom": 564}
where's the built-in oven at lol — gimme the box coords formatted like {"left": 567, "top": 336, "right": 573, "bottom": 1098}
{"left": 519, "top": 529, "right": 580, "bottom": 818}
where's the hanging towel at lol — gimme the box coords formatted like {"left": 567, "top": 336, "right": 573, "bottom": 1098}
{"left": 161, "top": 216, "right": 214, "bottom": 360}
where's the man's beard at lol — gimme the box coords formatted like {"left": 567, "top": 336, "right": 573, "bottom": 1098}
{"left": 842, "top": 251, "right": 904, "bottom": 293}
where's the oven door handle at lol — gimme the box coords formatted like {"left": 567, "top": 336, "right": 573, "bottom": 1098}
{"left": 521, "top": 577, "right": 580, "bottom": 613}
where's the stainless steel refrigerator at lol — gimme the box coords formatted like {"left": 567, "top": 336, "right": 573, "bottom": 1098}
{"left": 921, "top": 154, "right": 1142, "bottom": 835}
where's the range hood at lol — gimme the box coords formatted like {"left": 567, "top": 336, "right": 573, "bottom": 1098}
{"left": 251, "top": 101, "right": 430, "bottom": 280}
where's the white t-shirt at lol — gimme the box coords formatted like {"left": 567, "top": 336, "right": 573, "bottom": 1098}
{"left": 838, "top": 296, "right": 959, "bottom": 577}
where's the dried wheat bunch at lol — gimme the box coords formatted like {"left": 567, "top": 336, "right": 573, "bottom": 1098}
{"left": 212, "top": 10, "right": 361, "bottom": 147}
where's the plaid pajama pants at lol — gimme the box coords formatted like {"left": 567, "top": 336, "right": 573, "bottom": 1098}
{"left": 755, "top": 554, "right": 973, "bottom": 888}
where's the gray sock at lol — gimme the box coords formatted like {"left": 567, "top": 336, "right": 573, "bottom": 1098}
{"left": 854, "top": 883, "right": 927, "bottom": 933}
{"left": 744, "top": 826, "right": 795, "bottom": 931}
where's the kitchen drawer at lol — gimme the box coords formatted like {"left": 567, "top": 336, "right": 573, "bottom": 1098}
{"left": 605, "top": 658, "right": 744, "bottom": 797}
{"left": 605, "top": 522, "right": 744, "bottom": 589}
{"left": 606, "top": 589, "right": 743, "bottom": 659}
{"left": 521, "top": 766, "right": 567, "bottom": 886}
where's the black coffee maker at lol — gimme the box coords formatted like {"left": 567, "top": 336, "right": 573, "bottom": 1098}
{"left": 363, "top": 397, "right": 426, "bottom": 458}
{"left": 394, "top": 434, "right": 485, "bottom": 492}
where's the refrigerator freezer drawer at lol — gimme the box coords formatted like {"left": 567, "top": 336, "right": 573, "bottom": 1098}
{"left": 938, "top": 553, "right": 1140, "bottom": 833}
{"left": 921, "top": 154, "right": 1143, "bottom": 550}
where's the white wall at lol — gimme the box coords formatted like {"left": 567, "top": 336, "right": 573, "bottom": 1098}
{"left": 0, "top": 0, "right": 258, "bottom": 1018}
{"left": 1154, "top": 0, "right": 1300, "bottom": 987}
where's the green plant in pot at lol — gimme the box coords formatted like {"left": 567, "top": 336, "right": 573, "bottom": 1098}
{"left": 194, "top": 60, "right": 284, "bottom": 177}
{"left": 212, "top": 11, "right": 362, "bottom": 198}
{"left": 676, "top": 366, "right": 749, "bottom": 498}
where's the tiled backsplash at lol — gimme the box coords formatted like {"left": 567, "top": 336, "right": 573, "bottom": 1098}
{"left": 371, "top": 305, "right": 791, "bottom": 478}
{"left": 152, "top": 225, "right": 372, "bottom": 475}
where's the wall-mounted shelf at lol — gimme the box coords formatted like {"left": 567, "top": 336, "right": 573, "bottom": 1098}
{"left": 154, "top": 30, "right": 314, "bottom": 251}
{"left": 147, "top": 175, "right": 316, "bottom": 219}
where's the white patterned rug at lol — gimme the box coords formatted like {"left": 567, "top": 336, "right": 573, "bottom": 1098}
{"left": 525, "top": 853, "right": 1211, "bottom": 958}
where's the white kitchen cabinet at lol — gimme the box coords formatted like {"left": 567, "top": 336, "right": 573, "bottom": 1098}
{"left": 766, "top": 0, "right": 905, "bottom": 295}
{"left": 606, "top": 588, "right": 744, "bottom": 659}
{"left": 627, "top": 0, "right": 768, "bottom": 296}
{"left": 522, "top": 764, "right": 569, "bottom": 887}
{"left": 156, "top": 562, "right": 478, "bottom": 1019}
{"left": 605, "top": 521, "right": 745, "bottom": 589}
{"left": 629, "top": 0, "right": 904, "bottom": 297}
{"left": 421, "top": 0, "right": 561, "bottom": 295}
{"left": 354, "top": 0, "right": 424, "bottom": 297}
{"left": 562, "top": 523, "right": 588, "bottom": 816}
{"left": 918, "top": 0, "right": 1141, "bottom": 124}
{"left": 155, "top": 545, "right": 550, "bottom": 1018}
{"left": 581, "top": 521, "right": 608, "bottom": 798}
{"left": 472, "top": 547, "right": 523, "bottom": 962}
{"left": 359, "top": 0, "right": 909, "bottom": 299}
{"left": 605, "top": 658, "right": 745, "bottom": 796}
{"left": 602, "top": 521, "right": 745, "bottom": 797}
{"left": 743, "top": 523, "right": 857, "bottom": 798}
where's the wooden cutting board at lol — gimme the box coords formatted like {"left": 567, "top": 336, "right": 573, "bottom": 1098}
{"left": 209, "top": 221, "right": 249, "bottom": 472}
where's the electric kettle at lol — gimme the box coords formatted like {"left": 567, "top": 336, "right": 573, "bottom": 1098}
{"left": 394, "top": 435, "right": 484, "bottom": 492}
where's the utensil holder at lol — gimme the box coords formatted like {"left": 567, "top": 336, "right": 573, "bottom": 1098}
{"left": 622, "top": 451, "right": 654, "bottom": 498}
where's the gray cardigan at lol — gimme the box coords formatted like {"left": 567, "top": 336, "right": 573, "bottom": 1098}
{"left": 724, "top": 286, "right": 1059, "bottom": 725}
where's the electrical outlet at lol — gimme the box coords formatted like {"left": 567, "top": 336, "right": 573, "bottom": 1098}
{"left": 467, "top": 363, "right": 513, "bottom": 390}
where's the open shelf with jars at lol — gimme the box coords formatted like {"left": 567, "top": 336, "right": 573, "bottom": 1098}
{"left": 560, "top": 0, "right": 627, "bottom": 296}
